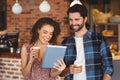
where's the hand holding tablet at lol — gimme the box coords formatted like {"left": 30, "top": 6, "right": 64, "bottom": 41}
{"left": 42, "top": 45, "right": 67, "bottom": 68}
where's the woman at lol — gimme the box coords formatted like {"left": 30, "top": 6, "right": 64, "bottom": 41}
{"left": 21, "top": 17, "right": 66, "bottom": 80}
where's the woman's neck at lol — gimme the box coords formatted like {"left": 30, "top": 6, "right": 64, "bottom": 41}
{"left": 34, "top": 40, "right": 49, "bottom": 46}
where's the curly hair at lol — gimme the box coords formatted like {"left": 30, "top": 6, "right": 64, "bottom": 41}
{"left": 30, "top": 17, "right": 60, "bottom": 45}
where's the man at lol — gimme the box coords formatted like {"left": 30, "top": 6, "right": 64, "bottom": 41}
{"left": 60, "top": 4, "right": 113, "bottom": 80}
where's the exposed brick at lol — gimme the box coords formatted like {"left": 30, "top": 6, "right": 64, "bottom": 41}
{"left": 5, "top": 75, "right": 11, "bottom": 78}
{"left": 0, "top": 70, "right": 6, "bottom": 74}
{"left": 6, "top": 0, "right": 69, "bottom": 47}
{"left": 7, "top": 63, "right": 14, "bottom": 66}
{"left": 0, "top": 63, "right": 6, "bottom": 66}
{"left": 15, "top": 72, "right": 22, "bottom": 75}
{"left": 4, "top": 66, "right": 10, "bottom": 70}
{"left": 0, "top": 58, "right": 23, "bottom": 80}
{"left": 16, "top": 64, "right": 21, "bottom": 67}
{"left": 0, "top": 59, "right": 2, "bottom": 61}
{"left": 0, "top": 67, "right": 2, "bottom": 69}
{"left": 0, "top": 75, "right": 2, "bottom": 78}
{"left": 11, "top": 68, "right": 19, "bottom": 71}
{"left": 7, "top": 71, "right": 14, "bottom": 75}
{"left": 12, "top": 76, "right": 19, "bottom": 79}
{"left": 12, "top": 60, "right": 19, "bottom": 63}
{"left": 3, "top": 59, "right": 10, "bottom": 63}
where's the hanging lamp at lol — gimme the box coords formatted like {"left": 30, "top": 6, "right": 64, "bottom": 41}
{"left": 70, "top": 0, "right": 82, "bottom": 7}
{"left": 12, "top": 0, "right": 22, "bottom": 14}
{"left": 39, "top": 0, "right": 51, "bottom": 13}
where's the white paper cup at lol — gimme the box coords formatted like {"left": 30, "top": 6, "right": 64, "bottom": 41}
{"left": 74, "top": 61, "right": 82, "bottom": 72}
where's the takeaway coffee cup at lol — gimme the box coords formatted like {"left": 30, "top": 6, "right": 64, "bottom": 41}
{"left": 32, "top": 46, "right": 40, "bottom": 58}
{"left": 74, "top": 61, "right": 82, "bottom": 72}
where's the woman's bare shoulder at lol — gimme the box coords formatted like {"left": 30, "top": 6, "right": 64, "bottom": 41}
{"left": 21, "top": 43, "right": 31, "bottom": 55}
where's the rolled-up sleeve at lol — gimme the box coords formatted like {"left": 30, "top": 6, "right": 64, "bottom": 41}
{"left": 100, "top": 37, "right": 113, "bottom": 76}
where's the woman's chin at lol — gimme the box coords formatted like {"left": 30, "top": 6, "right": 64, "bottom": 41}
{"left": 41, "top": 41, "right": 49, "bottom": 45}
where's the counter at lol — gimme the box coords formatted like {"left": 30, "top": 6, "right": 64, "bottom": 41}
{"left": 0, "top": 52, "right": 23, "bottom": 80}
{"left": 0, "top": 52, "right": 21, "bottom": 58}
{"left": 0, "top": 52, "right": 120, "bottom": 80}
{"left": 112, "top": 60, "right": 120, "bottom": 80}
{"left": 112, "top": 55, "right": 120, "bottom": 60}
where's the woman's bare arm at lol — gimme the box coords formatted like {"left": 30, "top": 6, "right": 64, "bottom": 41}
{"left": 21, "top": 45, "right": 34, "bottom": 77}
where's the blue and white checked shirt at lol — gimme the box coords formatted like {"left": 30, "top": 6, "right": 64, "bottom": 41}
{"left": 61, "top": 29, "right": 113, "bottom": 80}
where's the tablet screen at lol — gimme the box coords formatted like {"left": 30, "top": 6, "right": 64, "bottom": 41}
{"left": 41, "top": 45, "right": 67, "bottom": 68}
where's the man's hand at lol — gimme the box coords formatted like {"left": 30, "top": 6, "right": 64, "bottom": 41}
{"left": 69, "top": 64, "right": 82, "bottom": 74}
{"left": 103, "top": 74, "right": 111, "bottom": 80}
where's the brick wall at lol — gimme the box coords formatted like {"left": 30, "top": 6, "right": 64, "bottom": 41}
{"left": 6, "top": 0, "right": 70, "bottom": 47}
{"left": 0, "top": 57, "right": 64, "bottom": 80}
{"left": 0, "top": 58, "right": 23, "bottom": 80}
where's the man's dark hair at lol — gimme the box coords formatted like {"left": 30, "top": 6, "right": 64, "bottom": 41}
{"left": 67, "top": 4, "right": 88, "bottom": 18}
{"left": 30, "top": 17, "right": 60, "bottom": 45}
{"left": 67, "top": 4, "right": 90, "bottom": 29}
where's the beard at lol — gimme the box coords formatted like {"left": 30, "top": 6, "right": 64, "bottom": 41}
{"left": 70, "top": 22, "right": 84, "bottom": 32}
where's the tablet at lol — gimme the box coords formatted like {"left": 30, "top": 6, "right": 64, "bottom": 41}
{"left": 41, "top": 45, "right": 67, "bottom": 68}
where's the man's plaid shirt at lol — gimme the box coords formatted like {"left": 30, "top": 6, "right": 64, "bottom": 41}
{"left": 61, "top": 29, "right": 113, "bottom": 80}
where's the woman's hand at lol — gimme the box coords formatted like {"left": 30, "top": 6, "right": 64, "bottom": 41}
{"left": 29, "top": 47, "right": 38, "bottom": 62}
{"left": 50, "top": 59, "right": 66, "bottom": 78}
{"left": 53, "top": 59, "right": 66, "bottom": 72}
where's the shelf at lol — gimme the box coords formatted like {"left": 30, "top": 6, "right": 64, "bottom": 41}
{"left": 94, "top": 23, "right": 120, "bottom": 51}
{"left": 95, "top": 22, "right": 120, "bottom": 26}
{"left": 104, "top": 35, "right": 118, "bottom": 38}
